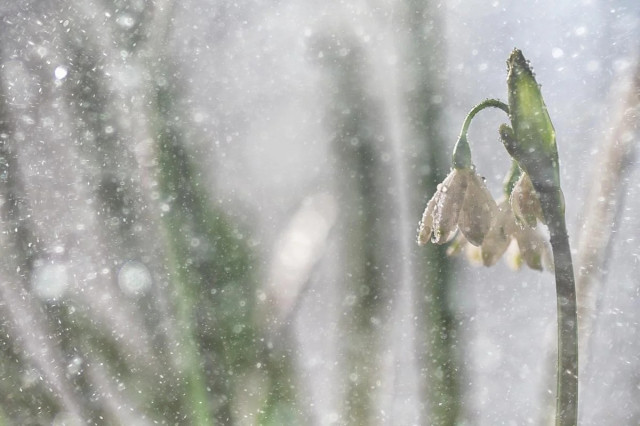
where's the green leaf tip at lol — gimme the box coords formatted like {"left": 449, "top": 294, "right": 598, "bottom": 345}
{"left": 505, "top": 48, "right": 560, "bottom": 192}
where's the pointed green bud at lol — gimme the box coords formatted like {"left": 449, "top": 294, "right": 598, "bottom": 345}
{"left": 505, "top": 49, "right": 560, "bottom": 192}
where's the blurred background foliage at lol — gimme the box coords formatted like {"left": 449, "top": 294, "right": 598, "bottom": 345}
{"left": 1, "top": 1, "right": 640, "bottom": 425}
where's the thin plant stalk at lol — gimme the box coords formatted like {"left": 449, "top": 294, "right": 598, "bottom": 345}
{"left": 539, "top": 189, "right": 579, "bottom": 426}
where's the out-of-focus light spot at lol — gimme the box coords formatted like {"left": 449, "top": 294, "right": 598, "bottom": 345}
{"left": 575, "top": 26, "right": 587, "bottom": 36}
{"left": 54, "top": 66, "right": 68, "bottom": 80}
{"left": 268, "top": 192, "right": 337, "bottom": 319}
{"left": 118, "top": 260, "right": 153, "bottom": 297}
{"left": 67, "top": 357, "right": 83, "bottom": 375}
{"left": 32, "top": 262, "right": 69, "bottom": 301}
{"left": 613, "top": 59, "right": 631, "bottom": 73}
{"left": 586, "top": 60, "right": 600, "bottom": 73}
{"left": 116, "top": 14, "right": 135, "bottom": 29}
{"left": 36, "top": 46, "right": 48, "bottom": 58}
{"left": 193, "top": 111, "right": 205, "bottom": 123}
{"left": 552, "top": 48, "right": 564, "bottom": 59}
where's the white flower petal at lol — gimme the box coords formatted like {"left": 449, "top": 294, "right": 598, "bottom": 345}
{"left": 417, "top": 193, "right": 437, "bottom": 246}
{"left": 510, "top": 173, "right": 544, "bottom": 227}
{"left": 514, "top": 226, "right": 550, "bottom": 271}
{"left": 458, "top": 171, "right": 496, "bottom": 246}
{"left": 432, "top": 169, "right": 467, "bottom": 244}
{"left": 481, "top": 201, "right": 513, "bottom": 266}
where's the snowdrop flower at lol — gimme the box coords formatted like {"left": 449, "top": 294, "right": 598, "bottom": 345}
{"left": 481, "top": 199, "right": 553, "bottom": 271}
{"left": 510, "top": 172, "right": 545, "bottom": 228}
{"left": 507, "top": 226, "right": 554, "bottom": 271}
{"left": 444, "top": 198, "right": 552, "bottom": 271}
{"left": 417, "top": 167, "right": 497, "bottom": 247}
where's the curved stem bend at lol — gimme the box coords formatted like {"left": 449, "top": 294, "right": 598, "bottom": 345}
{"left": 452, "top": 99, "right": 510, "bottom": 169}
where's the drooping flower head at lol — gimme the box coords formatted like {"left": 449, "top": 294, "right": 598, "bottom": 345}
{"left": 418, "top": 167, "right": 496, "bottom": 247}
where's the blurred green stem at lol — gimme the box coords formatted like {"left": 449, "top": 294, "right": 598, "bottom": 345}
{"left": 165, "top": 243, "right": 214, "bottom": 426}
{"left": 152, "top": 86, "right": 215, "bottom": 426}
{"left": 539, "top": 189, "right": 578, "bottom": 426}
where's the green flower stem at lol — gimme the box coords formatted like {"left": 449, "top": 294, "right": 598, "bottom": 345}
{"left": 539, "top": 188, "right": 578, "bottom": 426}
{"left": 452, "top": 99, "right": 509, "bottom": 169}
{"left": 504, "top": 48, "right": 578, "bottom": 426}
